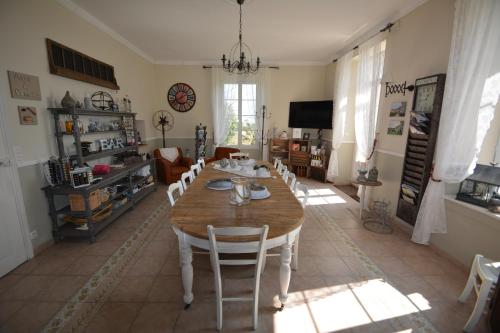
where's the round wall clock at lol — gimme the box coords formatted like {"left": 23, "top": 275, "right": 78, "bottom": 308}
{"left": 167, "top": 83, "right": 196, "bottom": 112}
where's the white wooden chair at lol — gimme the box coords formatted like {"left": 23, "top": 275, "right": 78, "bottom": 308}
{"left": 190, "top": 163, "right": 201, "bottom": 177}
{"left": 459, "top": 254, "right": 500, "bottom": 332}
{"left": 207, "top": 225, "right": 269, "bottom": 331}
{"left": 275, "top": 159, "right": 282, "bottom": 171}
{"left": 197, "top": 159, "right": 206, "bottom": 169}
{"left": 229, "top": 152, "right": 249, "bottom": 160}
{"left": 282, "top": 169, "right": 289, "bottom": 182}
{"left": 273, "top": 157, "right": 281, "bottom": 169}
{"left": 180, "top": 171, "right": 194, "bottom": 191}
{"left": 167, "top": 180, "right": 184, "bottom": 207}
{"left": 285, "top": 172, "right": 297, "bottom": 192}
{"left": 278, "top": 164, "right": 287, "bottom": 176}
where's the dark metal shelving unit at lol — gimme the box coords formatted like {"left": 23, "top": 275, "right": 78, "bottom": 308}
{"left": 43, "top": 107, "right": 157, "bottom": 243}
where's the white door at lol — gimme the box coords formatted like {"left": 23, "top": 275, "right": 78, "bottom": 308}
{"left": 0, "top": 101, "right": 30, "bottom": 277}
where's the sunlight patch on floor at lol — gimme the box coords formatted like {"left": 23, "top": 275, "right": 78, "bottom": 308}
{"left": 273, "top": 278, "right": 431, "bottom": 333}
{"left": 296, "top": 187, "right": 347, "bottom": 206}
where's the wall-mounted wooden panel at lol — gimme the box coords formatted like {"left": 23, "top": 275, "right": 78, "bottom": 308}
{"left": 46, "top": 38, "right": 119, "bottom": 90}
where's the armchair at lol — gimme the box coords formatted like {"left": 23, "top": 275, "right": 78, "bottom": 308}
{"left": 154, "top": 147, "right": 193, "bottom": 184}
{"left": 205, "top": 147, "right": 240, "bottom": 164}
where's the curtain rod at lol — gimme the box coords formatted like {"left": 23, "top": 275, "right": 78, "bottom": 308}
{"left": 202, "top": 65, "right": 280, "bottom": 70}
{"left": 332, "top": 22, "right": 394, "bottom": 63}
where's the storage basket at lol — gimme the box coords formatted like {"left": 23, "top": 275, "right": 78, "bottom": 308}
{"left": 68, "top": 191, "right": 100, "bottom": 212}
{"left": 99, "top": 188, "right": 110, "bottom": 203}
{"left": 63, "top": 203, "right": 112, "bottom": 225}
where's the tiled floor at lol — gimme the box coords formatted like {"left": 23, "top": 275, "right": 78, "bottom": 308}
{"left": 0, "top": 178, "right": 491, "bottom": 333}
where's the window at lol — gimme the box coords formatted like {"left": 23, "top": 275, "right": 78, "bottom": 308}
{"left": 223, "top": 83, "right": 257, "bottom": 147}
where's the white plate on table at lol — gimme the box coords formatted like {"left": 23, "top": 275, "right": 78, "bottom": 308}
{"left": 206, "top": 178, "right": 232, "bottom": 190}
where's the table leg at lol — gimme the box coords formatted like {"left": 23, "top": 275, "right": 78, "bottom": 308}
{"left": 279, "top": 240, "right": 293, "bottom": 309}
{"left": 178, "top": 234, "right": 194, "bottom": 306}
{"left": 359, "top": 185, "right": 366, "bottom": 220}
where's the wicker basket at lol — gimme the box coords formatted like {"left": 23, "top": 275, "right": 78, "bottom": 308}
{"left": 68, "top": 191, "right": 100, "bottom": 212}
{"left": 63, "top": 203, "right": 112, "bottom": 225}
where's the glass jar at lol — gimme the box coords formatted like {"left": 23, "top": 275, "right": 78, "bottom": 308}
{"left": 229, "top": 177, "right": 251, "bottom": 206}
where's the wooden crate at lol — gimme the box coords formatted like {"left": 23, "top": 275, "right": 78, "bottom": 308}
{"left": 68, "top": 191, "right": 100, "bottom": 212}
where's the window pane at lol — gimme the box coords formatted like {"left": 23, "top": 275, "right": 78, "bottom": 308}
{"left": 224, "top": 100, "right": 239, "bottom": 145}
{"left": 224, "top": 84, "right": 238, "bottom": 100}
{"left": 242, "top": 100, "right": 256, "bottom": 116}
{"left": 241, "top": 116, "right": 257, "bottom": 146}
{"left": 242, "top": 84, "right": 256, "bottom": 100}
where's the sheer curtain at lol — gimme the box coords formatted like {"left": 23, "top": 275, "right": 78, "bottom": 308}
{"left": 354, "top": 34, "right": 386, "bottom": 165}
{"left": 211, "top": 68, "right": 234, "bottom": 146}
{"left": 412, "top": 0, "right": 500, "bottom": 244}
{"left": 327, "top": 51, "right": 353, "bottom": 181}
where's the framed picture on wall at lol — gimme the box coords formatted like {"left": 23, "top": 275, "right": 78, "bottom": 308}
{"left": 390, "top": 101, "right": 407, "bottom": 117}
{"left": 387, "top": 120, "right": 404, "bottom": 135}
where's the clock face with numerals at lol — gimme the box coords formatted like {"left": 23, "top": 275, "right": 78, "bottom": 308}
{"left": 415, "top": 84, "right": 436, "bottom": 113}
{"left": 167, "top": 83, "right": 196, "bottom": 112}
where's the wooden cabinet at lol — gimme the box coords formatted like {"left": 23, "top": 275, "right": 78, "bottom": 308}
{"left": 268, "top": 139, "right": 289, "bottom": 165}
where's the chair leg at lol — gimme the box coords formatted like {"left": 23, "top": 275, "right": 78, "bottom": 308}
{"left": 459, "top": 256, "right": 478, "bottom": 303}
{"left": 292, "top": 235, "right": 299, "bottom": 271}
{"left": 463, "top": 281, "right": 493, "bottom": 332}
{"left": 458, "top": 270, "right": 475, "bottom": 303}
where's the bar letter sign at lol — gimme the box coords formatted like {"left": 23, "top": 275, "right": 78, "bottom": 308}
{"left": 7, "top": 70, "right": 41, "bottom": 101}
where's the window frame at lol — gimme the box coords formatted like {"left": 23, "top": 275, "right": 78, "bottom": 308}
{"left": 223, "top": 82, "right": 259, "bottom": 148}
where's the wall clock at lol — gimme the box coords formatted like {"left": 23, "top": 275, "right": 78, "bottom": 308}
{"left": 167, "top": 82, "right": 196, "bottom": 112}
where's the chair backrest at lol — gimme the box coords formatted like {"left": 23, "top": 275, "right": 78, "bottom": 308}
{"left": 214, "top": 147, "right": 240, "bottom": 160}
{"left": 278, "top": 164, "right": 287, "bottom": 176}
{"left": 207, "top": 225, "right": 269, "bottom": 270}
{"left": 285, "top": 172, "right": 297, "bottom": 192}
{"left": 282, "top": 169, "right": 289, "bottom": 182}
{"left": 180, "top": 171, "right": 194, "bottom": 191}
{"left": 273, "top": 157, "right": 281, "bottom": 169}
{"left": 229, "top": 152, "right": 250, "bottom": 160}
{"left": 190, "top": 163, "right": 201, "bottom": 177}
{"left": 198, "top": 159, "right": 206, "bottom": 169}
{"left": 167, "top": 180, "right": 184, "bottom": 206}
{"left": 295, "top": 183, "right": 309, "bottom": 208}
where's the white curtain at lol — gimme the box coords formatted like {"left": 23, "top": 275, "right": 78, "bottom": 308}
{"left": 412, "top": 0, "right": 500, "bottom": 245}
{"left": 211, "top": 68, "right": 233, "bottom": 146}
{"left": 354, "top": 34, "right": 386, "bottom": 165}
{"left": 327, "top": 51, "right": 353, "bottom": 181}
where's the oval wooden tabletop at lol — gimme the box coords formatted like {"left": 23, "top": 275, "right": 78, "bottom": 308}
{"left": 170, "top": 161, "right": 304, "bottom": 240}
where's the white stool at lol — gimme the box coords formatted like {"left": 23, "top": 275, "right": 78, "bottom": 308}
{"left": 459, "top": 254, "right": 500, "bottom": 332}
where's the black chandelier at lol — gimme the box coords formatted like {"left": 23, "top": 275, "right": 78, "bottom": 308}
{"left": 221, "top": 0, "right": 260, "bottom": 74}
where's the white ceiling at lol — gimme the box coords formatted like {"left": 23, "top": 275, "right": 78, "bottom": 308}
{"left": 64, "top": 0, "right": 426, "bottom": 65}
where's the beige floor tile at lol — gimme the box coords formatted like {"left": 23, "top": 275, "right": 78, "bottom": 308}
{"left": 0, "top": 274, "right": 24, "bottom": 296}
{"left": 124, "top": 256, "right": 166, "bottom": 276}
{"left": 64, "top": 255, "right": 108, "bottom": 275}
{"left": 0, "top": 275, "right": 52, "bottom": 301}
{"left": 37, "top": 275, "right": 88, "bottom": 302}
{"left": 1, "top": 301, "right": 62, "bottom": 333}
{"left": 109, "top": 276, "right": 155, "bottom": 302}
{"left": 0, "top": 300, "right": 24, "bottom": 324}
{"left": 299, "top": 240, "right": 338, "bottom": 257}
{"left": 84, "top": 302, "right": 142, "bottom": 333}
{"left": 139, "top": 240, "right": 172, "bottom": 257}
{"left": 147, "top": 275, "right": 184, "bottom": 302}
{"left": 129, "top": 302, "right": 180, "bottom": 333}
{"left": 31, "top": 255, "right": 79, "bottom": 275}
{"left": 314, "top": 256, "right": 354, "bottom": 276}
{"left": 85, "top": 240, "right": 123, "bottom": 256}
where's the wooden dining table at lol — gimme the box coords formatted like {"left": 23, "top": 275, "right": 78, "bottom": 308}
{"left": 170, "top": 161, "right": 304, "bottom": 308}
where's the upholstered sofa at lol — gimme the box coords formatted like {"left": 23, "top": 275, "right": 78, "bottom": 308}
{"left": 204, "top": 147, "right": 240, "bottom": 164}
{"left": 154, "top": 147, "right": 193, "bottom": 184}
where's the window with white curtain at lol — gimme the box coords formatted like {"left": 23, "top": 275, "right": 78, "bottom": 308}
{"left": 223, "top": 83, "right": 257, "bottom": 147}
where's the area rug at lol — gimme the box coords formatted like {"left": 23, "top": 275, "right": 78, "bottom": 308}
{"left": 42, "top": 202, "right": 168, "bottom": 333}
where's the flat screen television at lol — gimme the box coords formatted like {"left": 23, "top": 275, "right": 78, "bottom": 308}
{"left": 288, "top": 100, "right": 333, "bottom": 129}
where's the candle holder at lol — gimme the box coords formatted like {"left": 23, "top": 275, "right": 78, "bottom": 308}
{"left": 229, "top": 177, "right": 251, "bottom": 206}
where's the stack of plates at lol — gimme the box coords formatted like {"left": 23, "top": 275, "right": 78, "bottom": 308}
{"left": 251, "top": 185, "right": 271, "bottom": 200}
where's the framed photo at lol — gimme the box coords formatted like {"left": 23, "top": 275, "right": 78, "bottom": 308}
{"left": 18, "top": 106, "right": 37, "bottom": 125}
{"left": 302, "top": 133, "right": 310, "bottom": 140}
{"left": 292, "top": 128, "right": 302, "bottom": 138}
{"left": 390, "top": 101, "right": 407, "bottom": 117}
{"left": 387, "top": 120, "right": 404, "bottom": 136}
